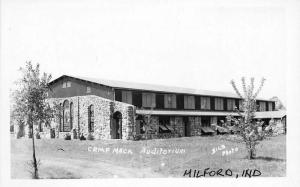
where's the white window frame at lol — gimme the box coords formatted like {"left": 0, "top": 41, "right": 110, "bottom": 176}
{"left": 215, "top": 98, "right": 224, "bottom": 110}
{"left": 200, "top": 97, "right": 211, "bottom": 110}
{"left": 86, "top": 86, "right": 91, "bottom": 93}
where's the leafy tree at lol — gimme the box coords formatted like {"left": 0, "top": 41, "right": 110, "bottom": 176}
{"left": 11, "top": 62, "right": 53, "bottom": 179}
{"left": 225, "top": 77, "right": 273, "bottom": 159}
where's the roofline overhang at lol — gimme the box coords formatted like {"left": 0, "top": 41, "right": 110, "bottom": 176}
{"left": 48, "top": 75, "right": 274, "bottom": 102}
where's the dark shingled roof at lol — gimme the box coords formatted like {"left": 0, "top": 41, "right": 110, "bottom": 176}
{"left": 50, "top": 75, "right": 272, "bottom": 101}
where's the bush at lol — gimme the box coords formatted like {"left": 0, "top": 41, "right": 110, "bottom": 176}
{"left": 35, "top": 132, "right": 41, "bottom": 139}
{"left": 50, "top": 128, "right": 55, "bottom": 139}
{"left": 133, "top": 134, "right": 143, "bottom": 141}
{"left": 64, "top": 133, "right": 71, "bottom": 140}
{"left": 87, "top": 134, "right": 94, "bottom": 140}
{"left": 79, "top": 134, "right": 86, "bottom": 140}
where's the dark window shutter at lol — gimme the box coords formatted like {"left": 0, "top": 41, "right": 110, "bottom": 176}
{"left": 224, "top": 98, "right": 227, "bottom": 111}
{"left": 132, "top": 91, "right": 142, "bottom": 108}
{"left": 210, "top": 97, "right": 215, "bottom": 110}
{"left": 195, "top": 96, "right": 201, "bottom": 110}
{"left": 176, "top": 94, "right": 184, "bottom": 109}
{"left": 156, "top": 94, "right": 164, "bottom": 109}
{"left": 272, "top": 102, "right": 275, "bottom": 110}
{"left": 115, "top": 90, "right": 122, "bottom": 102}
{"left": 266, "top": 102, "right": 269, "bottom": 111}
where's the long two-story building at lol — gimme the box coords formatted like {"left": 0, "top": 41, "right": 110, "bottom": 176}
{"left": 40, "top": 75, "right": 276, "bottom": 140}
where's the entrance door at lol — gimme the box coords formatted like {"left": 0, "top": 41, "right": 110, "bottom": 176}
{"left": 183, "top": 116, "right": 191, "bottom": 137}
{"left": 112, "top": 111, "right": 122, "bottom": 139}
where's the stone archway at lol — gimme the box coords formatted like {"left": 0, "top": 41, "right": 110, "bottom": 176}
{"left": 111, "top": 111, "right": 122, "bottom": 139}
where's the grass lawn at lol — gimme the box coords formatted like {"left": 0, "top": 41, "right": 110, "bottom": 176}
{"left": 11, "top": 134, "right": 286, "bottom": 179}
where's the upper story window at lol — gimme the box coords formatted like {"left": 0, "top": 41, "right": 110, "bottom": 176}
{"left": 62, "top": 82, "right": 67, "bottom": 88}
{"left": 66, "top": 81, "right": 71, "bottom": 87}
{"left": 62, "top": 81, "right": 71, "bottom": 88}
{"left": 122, "top": 91, "right": 132, "bottom": 104}
{"left": 200, "top": 97, "right": 210, "bottom": 110}
{"left": 184, "top": 95, "right": 195, "bottom": 109}
{"left": 86, "top": 86, "right": 91, "bottom": 93}
{"left": 215, "top": 98, "right": 224, "bottom": 110}
{"left": 259, "top": 101, "right": 266, "bottom": 111}
{"left": 268, "top": 102, "right": 273, "bottom": 111}
{"left": 164, "top": 94, "right": 176, "bottom": 109}
{"left": 142, "top": 93, "right": 156, "bottom": 108}
{"left": 227, "top": 99, "right": 235, "bottom": 111}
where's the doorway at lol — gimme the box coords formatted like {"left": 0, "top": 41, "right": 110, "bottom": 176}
{"left": 111, "top": 111, "right": 122, "bottom": 139}
{"left": 183, "top": 116, "right": 191, "bottom": 137}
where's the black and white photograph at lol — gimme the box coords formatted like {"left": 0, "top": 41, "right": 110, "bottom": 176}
{"left": 1, "top": 0, "right": 300, "bottom": 186}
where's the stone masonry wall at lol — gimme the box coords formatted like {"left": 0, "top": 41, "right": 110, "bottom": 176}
{"left": 47, "top": 95, "right": 134, "bottom": 140}
{"left": 190, "top": 116, "right": 202, "bottom": 136}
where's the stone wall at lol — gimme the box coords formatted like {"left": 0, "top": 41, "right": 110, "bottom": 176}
{"left": 46, "top": 95, "right": 135, "bottom": 140}
{"left": 139, "top": 116, "right": 185, "bottom": 139}
{"left": 189, "top": 116, "right": 202, "bottom": 136}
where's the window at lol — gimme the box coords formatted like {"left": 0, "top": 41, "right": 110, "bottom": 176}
{"left": 59, "top": 103, "right": 63, "bottom": 132}
{"left": 142, "top": 93, "right": 156, "bottom": 108}
{"left": 70, "top": 102, "right": 74, "bottom": 130}
{"left": 62, "top": 81, "right": 71, "bottom": 88}
{"left": 200, "top": 97, "right": 211, "bottom": 110}
{"left": 66, "top": 81, "right": 71, "bottom": 87}
{"left": 184, "top": 95, "right": 195, "bottom": 109}
{"left": 122, "top": 91, "right": 132, "bottom": 104}
{"left": 62, "top": 82, "right": 67, "bottom": 88}
{"left": 259, "top": 102, "right": 266, "bottom": 111}
{"left": 86, "top": 86, "right": 91, "bottom": 93}
{"left": 215, "top": 98, "right": 224, "bottom": 110}
{"left": 62, "top": 100, "right": 71, "bottom": 132}
{"left": 268, "top": 102, "right": 273, "bottom": 111}
{"left": 227, "top": 99, "right": 235, "bottom": 111}
{"left": 164, "top": 94, "right": 176, "bottom": 108}
{"left": 88, "top": 105, "right": 94, "bottom": 132}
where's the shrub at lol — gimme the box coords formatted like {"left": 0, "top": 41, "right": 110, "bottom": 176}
{"left": 79, "top": 134, "right": 86, "bottom": 140}
{"left": 133, "top": 134, "right": 143, "bottom": 141}
{"left": 64, "top": 133, "right": 71, "bottom": 140}
{"left": 87, "top": 134, "right": 94, "bottom": 140}
{"left": 50, "top": 128, "right": 55, "bottom": 139}
{"left": 35, "top": 132, "right": 41, "bottom": 139}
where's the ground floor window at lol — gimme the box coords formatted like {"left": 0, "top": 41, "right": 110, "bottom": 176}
{"left": 63, "top": 100, "right": 71, "bottom": 132}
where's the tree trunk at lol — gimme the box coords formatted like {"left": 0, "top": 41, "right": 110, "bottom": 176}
{"left": 248, "top": 143, "right": 256, "bottom": 160}
{"left": 31, "top": 122, "right": 39, "bottom": 179}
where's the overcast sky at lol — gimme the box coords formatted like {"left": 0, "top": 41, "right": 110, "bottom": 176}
{"left": 2, "top": 0, "right": 287, "bottom": 103}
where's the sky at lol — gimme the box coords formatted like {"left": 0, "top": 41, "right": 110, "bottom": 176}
{"left": 2, "top": 0, "right": 287, "bottom": 104}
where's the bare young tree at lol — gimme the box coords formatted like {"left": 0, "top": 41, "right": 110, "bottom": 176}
{"left": 11, "top": 62, "right": 53, "bottom": 178}
{"left": 225, "top": 77, "right": 273, "bottom": 159}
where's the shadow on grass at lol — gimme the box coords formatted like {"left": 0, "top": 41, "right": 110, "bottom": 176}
{"left": 254, "top": 156, "right": 285, "bottom": 162}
